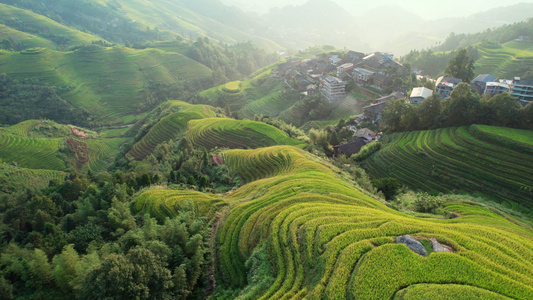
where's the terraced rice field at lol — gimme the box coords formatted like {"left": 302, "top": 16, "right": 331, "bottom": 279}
{"left": 0, "top": 132, "right": 65, "bottom": 170}
{"left": 128, "top": 102, "right": 218, "bottom": 160}
{"left": 0, "top": 120, "right": 41, "bottom": 137}
{"left": 362, "top": 125, "right": 533, "bottom": 214}
{"left": 200, "top": 76, "right": 288, "bottom": 114}
{"left": 0, "top": 164, "right": 65, "bottom": 192}
{"left": 0, "top": 46, "right": 212, "bottom": 124}
{"left": 223, "top": 81, "right": 242, "bottom": 93}
{"left": 474, "top": 41, "right": 533, "bottom": 78}
{"left": 82, "top": 138, "right": 126, "bottom": 173}
{"left": 240, "top": 90, "right": 299, "bottom": 118}
{"left": 215, "top": 145, "right": 533, "bottom": 299}
{"left": 185, "top": 118, "right": 305, "bottom": 150}
{"left": 132, "top": 189, "right": 225, "bottom": 222}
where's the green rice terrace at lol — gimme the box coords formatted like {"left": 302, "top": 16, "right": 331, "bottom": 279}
{"left": 474, "top": 41, "right": 533, "bottom": 78}
{"left": 0, "top": 46, "right": 212, "bottom": 124}
{"left": 185, "top": 118, "right": 305, "bottom": 150}
{"left": 205, "top": 146, "right": 533, "bottom": 299}
{"left": 0, "top": 163, "right": 65, "bottom": 193}
{"left": 0, "top": 3, "right": 103, "bottom": 48}
{"left": 199, "top": 73, "right": 301, "bottom": 118}
{"left": 0, "top": 120, "right": 125, "bottom": 173}
{"left": 362, "top": 125, "right": 533, "bottom": 215}
{"left": 128, "top": 101, "right": 220, "bottom": 160}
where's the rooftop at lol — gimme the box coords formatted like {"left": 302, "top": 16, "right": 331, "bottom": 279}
{"left": 513, "top": 77, "right": 533, "bottom": 86}
{"left": 436, "top": 76, "right": 462, "bottom": 86}
{"left": 354, "top": 68, "right": 375, "bottom": 76}
{"left": 474, "top": 74, "right": 498, "bottom": 83}
{"left": 486, "top": 82, "right": 510, "bottom": 89}
{"left": 410, "top": 87, "right": 433, "bottom": 99}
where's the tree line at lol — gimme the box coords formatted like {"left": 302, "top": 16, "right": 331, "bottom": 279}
{"left": 0, "top": 130, "right": 246, "bottom": 299}
{"left": 0, "top": 74, "right": 92, "bottom": 127}
{"left": 381, "top": 83, "right": 533, "bottom": 132}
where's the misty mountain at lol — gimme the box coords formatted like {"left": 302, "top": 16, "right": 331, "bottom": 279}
{"left": 352, "top": 2, "right": 533, "bottom": 55}
{"left": 262, "top": 0, "right": 369, "bottom": 50}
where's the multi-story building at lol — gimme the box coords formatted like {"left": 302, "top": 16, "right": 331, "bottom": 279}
{"left": 435, "top": 76, "right": 462, "bottom": 99}
{"left": 484, "top": 81, "right": 510, "bottom": 96}
{"left": 337, "top": 63, "right": 354, "bottom": 77}
{"left": 320, "top": 76, "right": 346, "bottom": 101}
{"left": 353, "top": 68, "right": 374, "bottom": 83}
{"left": 510, "top": 77, "right": 533, "bottom": 105}
{"left": 472, "top": 74, "right": 498, "bottom": 94}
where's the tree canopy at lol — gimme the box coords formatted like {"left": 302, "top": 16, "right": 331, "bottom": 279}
{"left": 444, "top": 49, "right": 475, "bottom": 83}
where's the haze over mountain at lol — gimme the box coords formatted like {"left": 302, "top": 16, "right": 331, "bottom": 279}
{"left": 222, "top": 0, "right": 533, "bottom": 19}
{"left": 222, "top": 0, "right": 533, "bottom": 54}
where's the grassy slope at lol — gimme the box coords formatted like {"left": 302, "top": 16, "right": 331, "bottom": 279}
{"left": 474, "top": 41, "right": 533, "bottom": 78}
{"left": 362, "top": 125, "right": 533, "bottom": 214}
{"left": 185, "top": 118, "right": 305, "bottom": 150}
{"left": 0, "top": 24, "right": 56, "bottom": 49}
{"left": 97, "top": 0, "right": 282, "bottom": 52}
{"left": 128, "top": 101, "right": 219, "bottom": 160}
{"left": 0, "top": 47, "right": 212, "bottom": 124}
{"left": 215, "top": 145, "right": 533, "bottom": 299}
{"left": 0, "top": 3, "right": 103, "bottom": 47}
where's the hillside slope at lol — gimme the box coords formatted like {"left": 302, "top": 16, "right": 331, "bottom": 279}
{"left": 0, "top": 46, "right": 212, "bottom": 124}
{"left": 0, "top": 3, "right": 104, "bottom": 49}
{"left": 213, "top": 145, "right": 533, "bottom": 299}
{"left": 362, "top": 125, "right": 533, "bottom": 215}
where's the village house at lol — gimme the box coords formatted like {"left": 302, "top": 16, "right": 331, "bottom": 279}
{"left": 363, "top": 101, "right": 389, "bottom": 124}
{"left": 306, "top": 69, "right": 322, "bottom": 82}
{"left": 353, "top": 128, "right": 377, "bottom": 142}
{"left": 484, "top": 81, "right": 511, "bottom": 96}
{"left": 363, "top": 92, "right": 406, "bottom": 124}
{"left": 472, "top": 74, "right": 498, "bottom": 94}
{"left": 333, "top": 139, "right": 367, "bottom": 158}
{"left": 320, "top": 75, "right": 346, "bottom": 100}
{"left": 337, "top": 63, "right": 354, "bottom": 77}
{"left": 353, "top": 68, "right": 374, "bottom": 83}
{"left": 287, "top": 57, "right": 302, "bottom": 66}
{"left": 345, "top": 51, "right": 365, "bottom": 61}
{"left": 436, "top": 76, "right": 462, "bottom": 98}
{"left": 363, "top": 52, "right": 393, "bottom": 64}
{"left": 510, "top": 77, "right": 533, "bottom": 105}
{"left": 317, "top": 63, "right": 336, "bottom": 74}
{"left": 372, "top": 73, "right": 393, "bottom": 90}
{"left": 372, "top": 91, "right": 405, "bottom": 104}
{"left": 409, "top": 87, "right": 433, "bottom": 105}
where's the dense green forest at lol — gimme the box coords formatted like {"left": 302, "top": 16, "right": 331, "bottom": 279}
{"left": 0, "top": 74, "right": 91, "bottom": 126}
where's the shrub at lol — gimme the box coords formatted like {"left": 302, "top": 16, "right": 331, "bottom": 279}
{"left": 352, "top": 142, "right": 382, "bottom": 162}
{"left": 413, "top": 193, "right": 443, "bottom": 214}
{"left": 371, "top": 177, "right": 401, "bottom": 200}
